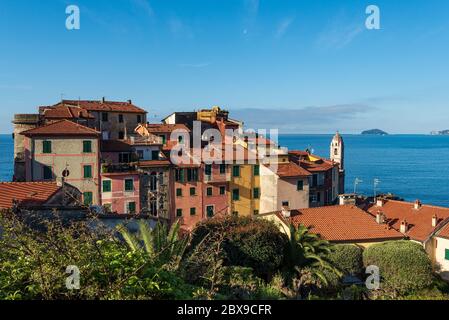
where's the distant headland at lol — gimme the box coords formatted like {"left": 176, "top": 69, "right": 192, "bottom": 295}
{"left": 430, "top": 130, "right": 449, "bottom": 135}
{"left": 361, "top": 129, "right": 388, "bottom": 135}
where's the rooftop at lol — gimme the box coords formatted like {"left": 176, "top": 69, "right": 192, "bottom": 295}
{"left": 59, "top": 99, "right": 147, "bottom": 114}
{"left": 21, "top": 119, "right": 101, "bottom": 137}
{"left": 0, "top": 182, "right": 61, "bottom": 209}
{"left": 41, "top": 105, "right": 94, "bottom": 119}
{"left": 275, "top": 162, "right": 312, "bottom": 178}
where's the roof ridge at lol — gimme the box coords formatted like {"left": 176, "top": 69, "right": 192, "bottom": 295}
{"left": 385, "top": 199, "right": 449, "bottom": 211}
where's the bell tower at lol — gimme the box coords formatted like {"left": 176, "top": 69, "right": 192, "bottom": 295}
{"left": 330, "top": 132, "right": 345, "bottom": 194}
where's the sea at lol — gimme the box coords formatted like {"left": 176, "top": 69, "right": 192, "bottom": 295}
{"left": 1, "top": 134, "right": 449, "bottom": 207}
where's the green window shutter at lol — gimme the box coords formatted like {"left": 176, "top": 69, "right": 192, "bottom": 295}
{"left": 43, "top": 166, "right": 52, "bottom": 180}
{"left": 253, "top": 188, "right": 260, "bottom": 199}
{"left": 232, "top": 189, "right": 240, "bottom": 201}
{"left": 206, "top": 206, "right": 214, "bottom": 217}
{"left": 190, "top": 208, "right": 196, "bottom": 216}
{"left": 232, "top": 165, "right": 240, "bottom": 177}
{"left": 83, "top": 192, "right": 93, "bottom": 206}
{"left": 102, "top": 180, "right": 111, "bottom": 192}
{"left": 83, "top": 165, "right": 92, "bottom": 178}
{"left": 128, "top": 202, "right": 136, "bottom": 214}
{"left": 176, "top": 209, "right": 183, "bottom": 217}
{"left": 176, "top": 188, "right": 182, "bottom": 197}
{"left": 220, "top": 164, "right": 226, "bottom": 174}
{"left": 207, "top": 187, "right": 213, "bottom": 196}
{"left": 43, "top": 141, "right": 52, "bottom": 153}
{"left": 254, "top": 165, "right": 260, "bottom": 176}
{"left": 179, "top": 169, "right": 185, "bottom": 182}
{"left": 190, "top": 187, "right": 196, "bottom": 196}
{"left": 297, "top": 180, "right": 304, "bottom": 191}
{"left": 219, "top": 186, "right": 226, "bottom": 195}
{"left": 445, "top": 249, "right": 449, "bottom": 260}
{"left": 83, "top": 141, "right": 92, "bottom": 153}
{"left": 125, "top": 179, "right": 134, "bottom": 191}
{"left": 205, "top": 165, "right": 212, "bottom": 176}
{"left": 159, "top": 135, "right": 166, "bottom": 144}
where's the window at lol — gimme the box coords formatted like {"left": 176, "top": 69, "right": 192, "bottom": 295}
{"left": 232, "top": 211, "right": 238, "bottom": 216}
{"left": 310, "top": 194, "right": 317, "bottom": 203}
{"left": 445, "top": 249, "right": 449, "bottom": 260}
{"left": 253, "top": 188, "right": 260, "bottom": 199}
{"left": 207, "top": 187, "right": 213, "bottom": 196}
{"left": 219, "top": 186, "right": 226, "bottom": 195}
{"left": 177, "top": 135, "right": 183, "bottom": 143}
{"left": 176, "top": 209, "right": 183, "bottom": 217}
{"left": 137, "top": 150, "right": 144, "bottom": 159}
{"left": 151, "top": 150, "right": 159, "bottom": 160}
{"left": 297, "top": 180, "right": 304, "bottom": 191}
{"left": 187, "top": 168, "right": 198, "bottom": 182}
{"left": 190, "top": 208, "right": 196, "bottom": 216}
{"left": 334, "top": 148, "right": 338, "bottom": 156}
{"left": 176, "top": 188, "right": 182, "bottom": 197}
{"left": 83, "top": 165, "right": 92, "bottom": 179}
{"left": 118, "top": 131, "right": 125, "bottom": 140}
{"left": 118, "top": 114, "right": 124, "bottom": 123}
{"left": 127, "top": 202, "right": 136, "bottom": 214}
{"left": 125, "top": 179, "right": 134, "bottom": 191}
{"left": 220, "top": 164, "right": 226, "bottom": 174}
{"left": 190, "top": 187, "right": 196, "bottom": 196}
{"left": 43, "top": 165, "right": 52, "bottom": 180}
{"left": 232, "top": 165, "right": 240, "bottom": 177}
{"left": 102, "top": 180, "right": 112, "bottom": 192}
{"left": 119, "top": 153, "right": 131, "bottom": 163}
{"left": 317, "top": 192, "right": 321, "bottom": 202}
{"left": 205, "top": 164, "right": 212, "bottom": 176}
{"left": 83, "top": 192, "right": 93, "bottom": 206}
{"left": 101, "top": 112, "right": 108, "bottom": 122}
{"left": 83, "top": 140, "right": 92, "bottom": 153}
{"left": 206, "top": 205, "right": 214, "bottom": 217}
{"left": 232, "top": 188, "right": 240, "bottom": 201}
{"left": 42, "top": 141, "right": 52, "bottom": 154}
{"left": 282, "top": 201, "right": 289, "bottom": 207}
{"left": 137, "top": 115, "right": 142, "bottom": 123}
{"left": 254, "top": 210, "right": 259, "bottom": 215}
{"left": 175, "top": 169, "right": 185, "bottom": 182}
{"left": 253, "top": 165, "right": 260, "bottom": 176}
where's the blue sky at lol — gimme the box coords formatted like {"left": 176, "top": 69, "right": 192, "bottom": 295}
{"left": 1, "top": 0, "right": 449, "bottom": 134}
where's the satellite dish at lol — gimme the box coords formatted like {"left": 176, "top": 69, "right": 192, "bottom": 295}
{"left": 62, "top": 169, "right": 70, "bottom": 177}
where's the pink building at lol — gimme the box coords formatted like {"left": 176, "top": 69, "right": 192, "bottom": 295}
{"left": 101, "top": 172, "right": 140, "bottom": 214}
{"left": 202, "top": 163, "right": 230, "bottom": 218}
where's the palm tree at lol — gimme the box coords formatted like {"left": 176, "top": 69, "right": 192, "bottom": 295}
{"left": 117, "top": 220, "right": 189, "bottom": 270}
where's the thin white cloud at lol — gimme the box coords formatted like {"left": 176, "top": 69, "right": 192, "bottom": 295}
{"left": 275, "top": 16, "right": 295, "bottom": 39}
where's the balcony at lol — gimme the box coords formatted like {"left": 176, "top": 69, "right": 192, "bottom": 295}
{"left": 102, "top": 163, "right": 137, "bottom": 174}
{"left": 204, "top": 172, "right": 231, "bottom": 183}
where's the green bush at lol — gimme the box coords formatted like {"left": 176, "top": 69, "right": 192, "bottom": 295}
{"left": 189, "top": 216, "right": 288, "bottom": 279}
{"left": 327, "top": 244, "right": 363, "bottom": 276}
{"left": 363, "top": 240, "right": 433, "bottom": 295}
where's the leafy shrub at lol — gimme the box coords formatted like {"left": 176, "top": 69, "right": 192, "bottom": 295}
{"left": 189, "top": 216, "right": 288, "bottom": 279}
{"left": 327, "top": 244, "right": 363, "bottom": 276}
{"left": 363, "top": 240, "right": 433, "bottom": 295}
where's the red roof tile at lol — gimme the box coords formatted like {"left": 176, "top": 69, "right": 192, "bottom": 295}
{"left": 42, "top": 105, "right": 94, "bottom": 119}
{"left": 275, "top": 162, "right": 312, "bottom": 177}
{"left": 367, "top": 200, "right": 449, "bottom": 242}
{"left": 60, "top": 100, "right": 146, "bottom": 114}
{"left": 0, "top": 182, "right": 61, "bottom": 209}
{"left": 289, "top": 205, "right": 403, "bottom": 243}
{"left": 21, "top": 120, "right": 100, "bottom": 137}
{"left": 144, "top": 123, "right": 190, "bottom": 133}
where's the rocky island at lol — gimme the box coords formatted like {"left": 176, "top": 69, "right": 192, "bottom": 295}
{"left": 361, "top": 129, "right": 388, "bottom": 135}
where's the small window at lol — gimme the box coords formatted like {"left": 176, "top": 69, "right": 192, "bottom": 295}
{"left": 127, "top": 202, "right": 136, "bottom": 214}
{"left": 102, "top": 180, "right": 112, "bottom": 192}
{"left": 282, "top": 201, "right": 289, "bottom": 207}
{"left": 206, "top": 205, "right": 214, "bottom": 217}
{"left": 190, "top": 207, "right": 196, "bottom": 216}
{"left": 205, "top": 164, "right": 212, "bottom": 176}
{"left": 175, "top": 169, "right": 185, "bottom": 182}
{"left": 101, "top": 112, "right": 108, "bottom": 122}
{"left": 151, "top": 150, "right": 159, "bottom": 160}
{"left": 83, "top": 165, "right": 92, "bottom": 179}
{"left": 190, "top": 187, "right": 196, "bottom": 196}
{"left": 118, "top": 114, "right": 124, "bottom": 123}
{"left": 178, "top": 135, "right": 183, "bottom": 143}
{"left": 232, "top": 188, "right": 240, "bottom": 201}
{"left": 445, "top": 249, "right": 449, "bottom": 260}
{"left": 232, "top": 165, "right": 240, "bottom": 177}
{"left": 253, "top": 188, "right": 260, "bottom": 199}
{"left": 253, "top": 165, "right": 260, "bottom": 176}
{"left": 232, "top": 211, "right": 239, "bottom": 216}
{"left": 297, "top": 180, "right": 304, "bottom": 191}
{"left": 176, "top": 208, "right": 183, "bottom": 217}
{"left": 83, "top": 140, "right": 92, "bottom": 153}
{"left": 220, "top": 164, "right": 226, "bottom": 174}
{"left": 124, "top": 179, "right": 134, "bottom": 191}
{"left": 176, "top": 188, "right": 182, "bottom": 197}
{"left": 137, "top": 150, "right": 144, "bottom": 159}
{"left": 137, "top": 115, "right": 142, "bottom": 123}
{"left": 83, "top": 192, "right": 93, "bottom": 206}
{"left": 207, "top": 187, "right": 213, "bottom": 196}
{"left": 42, "top": 141, "right": 52, "bottom": 154}
{"left": 118, "top": 131, "right": 125, "bottom": 140}
{"left": 219, "top": 186, "right": 226, "bottom": 195}
{"left": 254, "top": 210, "right": 259, "bottom": 215}
{"left": 43, "top": 165, "right": 52, "bottom": 180}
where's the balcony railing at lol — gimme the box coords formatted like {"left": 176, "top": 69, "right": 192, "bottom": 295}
{"left": 102, "top": 163, "right": 137, "bottom": 174}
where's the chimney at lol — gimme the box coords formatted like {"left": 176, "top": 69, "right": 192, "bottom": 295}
{"left": 414, "top": 199, "right": 422, "bottom": 210}
{"left": 432, "top": 214, "right": 438, "bottom": 227}
{"left": 127, "top": 99, "right": 132, "bottom": 104}
{"left": 376, "top": 211, "right": 385, "bottom": 224}
{"left": 376, "top": 198, "right": 384, "bottom": 207}
{"left": 101, "top": 97, "right": 105, "bottom": 103}
{"left": 281, "top": 206, "right": 291, "bottom": 218}
{"left": 400, "top": 220, "right": 408, "bottom": 234}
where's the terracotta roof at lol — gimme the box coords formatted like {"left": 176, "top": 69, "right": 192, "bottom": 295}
{"left": 60, "top": 100, "right": 146, "bottom": 114}
{"left": 144, "top": 123, "right": 190, "bottom": 133}
{"left": 21, "top": 120, "right": 101, "bottom": 137}
{"left": 436, "top": 223, "right": 449, "bottom": 239}
{"left": 289, "top": 150, "right": 310, "bottom": 157}
{"left": 0, "top": 182, "right": 61, "bottom": 209}
{"left": 366, "top": 200, "right": 449, "bottom": 242}
{"left": 289, "top": 205, "right": 403, "bottom": 243}
{"left": 42, "top": 105, "right": 94, "bottom": 119}
{"left": 299, "top": 159, "right": 335, "bottom": 172}
{"left": 275, "top": 162, "right": 312, "bottom": 178}
{"left": 101, "top": 140, "right": 132, "bottom": 152}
